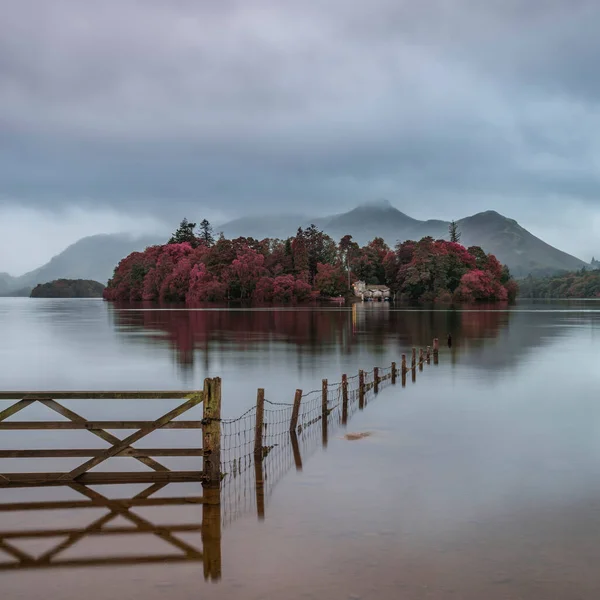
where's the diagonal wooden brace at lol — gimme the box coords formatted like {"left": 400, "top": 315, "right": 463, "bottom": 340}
{"left": 57, "top": 394, "right": 203, "bottom": 482}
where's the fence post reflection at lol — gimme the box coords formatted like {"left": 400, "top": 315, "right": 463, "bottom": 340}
{"left": 290, "top": 431, "right": 303, "bottom": 471}
{"left": 202, "top": 487, "right": 222, "bottom": 582}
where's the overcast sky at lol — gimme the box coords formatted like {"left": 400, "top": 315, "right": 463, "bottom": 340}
{"left": 1, "top": 0, "right": 600, "bottom": 275}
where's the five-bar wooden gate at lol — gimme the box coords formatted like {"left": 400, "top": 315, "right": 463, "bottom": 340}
{"left": 0, "top": 378, "right": 222, "bottom": 578}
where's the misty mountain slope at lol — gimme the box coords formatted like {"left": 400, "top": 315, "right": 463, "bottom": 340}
{"left": 218, "top": 203, "right": 586, "bottom": 277}
{"left": 315, "top": 199, "right": 421, "bottom": 243}
{"left": 0, "top": 203, "right": 587, "bottom": 295}
{"left": 457, "top": 211, "right": 586, "bottom": 277}
{"left": 10, "top": 234, "right": 163, "bottom": 292}
{"left": 218, "top": 213, "right": 308, "bottom": 240}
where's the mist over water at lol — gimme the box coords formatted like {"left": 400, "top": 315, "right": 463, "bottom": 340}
{"left": 1, "top": 298, "right": 600, "bottom": 599}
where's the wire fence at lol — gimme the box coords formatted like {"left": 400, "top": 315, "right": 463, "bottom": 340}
{"left": 220, "top": 343, "right": 440, "bottom": 527}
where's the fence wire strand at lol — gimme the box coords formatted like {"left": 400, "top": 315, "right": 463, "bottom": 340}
{"left": 219, "top": 349, "right": 439, "bottom": 528}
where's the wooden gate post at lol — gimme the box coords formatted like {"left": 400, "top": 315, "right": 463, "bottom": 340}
{"left": 290, "top": 389, "right": 302, "bottom": 433}
{"left": 419, "top": 348, "right": 424, "bottom": 371}
{"left": 341, "top": 374, "right": 348, "bottom": 425}
{"left": 374, "top": 367, "right": 379, "bottom": 393}
{"left": 358, "top": 370, "right": 365, "bottom": 409}
{"left": 202, "top": 377, "right": 222, "bottom": 488}
{"left": 254, "top": 388, "right": 265, "bottom": 459}
{"left": 391, "top": 362, "right": 397, "bottom": 384}
{"left": 401, "top": 355, "right": 407, "bottom": 387}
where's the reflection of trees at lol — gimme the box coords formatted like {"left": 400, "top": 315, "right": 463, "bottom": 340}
{"left": 109, "top": 302, "right": 513, "bottom": 369}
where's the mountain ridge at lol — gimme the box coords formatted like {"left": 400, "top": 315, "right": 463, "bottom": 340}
{"left": 0, "top": 204, "right": 588, "bottom": 295}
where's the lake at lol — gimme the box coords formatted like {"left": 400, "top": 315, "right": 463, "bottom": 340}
{"left": 1, "top": 298, "right": 600, "bottom": 599}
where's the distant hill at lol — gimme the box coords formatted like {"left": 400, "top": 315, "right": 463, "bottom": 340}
{"left": 0, "top": 233, "right": 163, "bottom": 295}
{"left": 0, "top": 203, "right": 588, "bottom": 293}
{"left": 30, "top": 279, "right": 106, "bottom": 298}
{"left": 217, "top": 201, "right": 587, "bottom": 277}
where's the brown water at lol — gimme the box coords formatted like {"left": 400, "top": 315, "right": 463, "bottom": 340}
{"left": 2, "top": 299, "right": 600, "bottom": 599}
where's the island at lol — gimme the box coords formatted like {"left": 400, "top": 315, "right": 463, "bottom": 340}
{"left": 30, "top": 279, "right": 106, "bottom": 298}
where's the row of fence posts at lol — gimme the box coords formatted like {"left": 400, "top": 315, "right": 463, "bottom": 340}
{"left": 248, "top": 338, "right": 441, "bottom": 506}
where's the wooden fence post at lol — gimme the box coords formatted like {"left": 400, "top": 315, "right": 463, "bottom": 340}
{"left": 433, "top": 337, "right": 439, "bottom": 365}
{"left": 254, "top": 388, "right": 265, "bottom": 459}
{"left": 374, "top": 367, "right": 379, "bottom": 393}
{"left": 358, "top": 370, "right": 365, "bottom": 409}
{"left": 391, "top": 362, "right": 397, "bottom": 384}
{"left": 426, "top": 346, "right": 431, "bottom": 363}
{"left": 254, "top": 456, "right": 265, "bottom": 521}
{"left": 401, "top": 355, "right": 407, "bottom": 387}
{"left": 322, "top": 379, "right": 328, "bottom": 448}
{"left": 419, "top": 348, "right": 424, "bottom": 371}
{"left": 290, "top": 389, "right": 302, "bottom": 433}
{"left": 412, "top": 348, "right": 416, "bottom": 372}
{"left": 202, "top": 377, "right": 222, "bottom": 489}
{"left": 341, "top": 374, "right": 348, "bottom": 425}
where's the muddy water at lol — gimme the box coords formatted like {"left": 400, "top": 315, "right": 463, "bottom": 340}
{"left": 1, "top": 299, "right": 600, "bottom": 599}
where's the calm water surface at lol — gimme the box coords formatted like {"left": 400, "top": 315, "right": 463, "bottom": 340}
{"left": 1, "top": 298, "right": 600, "bottom": 599}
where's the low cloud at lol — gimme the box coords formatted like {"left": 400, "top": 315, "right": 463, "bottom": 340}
{"left": 1, "top": 0, "right": 599, "bottom": 269}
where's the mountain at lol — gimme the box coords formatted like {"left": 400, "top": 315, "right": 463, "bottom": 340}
{"left": 0, "top": 203, "right": 587, "bottom": 294}
{"left": 455, "top": 211, "right": 585, "bottom": 277}
{"left": 1, "top": 233, "right": 163, "bottom": 295}
{"left": 217, "top": 201, "right": 587, "bottom": 277}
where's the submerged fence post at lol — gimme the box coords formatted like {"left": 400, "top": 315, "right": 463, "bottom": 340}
{"left": 290, "top": 389, "right": 302, "bottom": 433}
{"left": 254, "top": 388, "right": 265, "bottom": 459}
{"left": 433, "top": 337, "right": 439, "bottom": 365}
{"left": 374, "top": 367, "right": 379, "bottom": 393}
{"left": 401, "top": 355, "right": 407, "bottom": 387}
{"left": 419, "top": 348, "right": 424, "bottom": 371}
{"left": 322, "top": 379, "right": 328, "bottom": 448}
{"left": 290, "top": 431, "right": 303, "bottom": 471}
{"left": 426, "top": 346, "right": 431, "bottom": 363}
{"left": 358, "top": 370, "right": 365, "bottom": 409}
{"left": 391, "top": 361, "right": 397, "bottom": 384}
{"left": 254, "top": 456, "right": 265, "bottom": 521}
{"left": 341, "top": 374, "right": 348, "bottom": 425}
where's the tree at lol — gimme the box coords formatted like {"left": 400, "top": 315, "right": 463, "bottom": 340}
{"left": 169, "top": 218, "right": 198, "bottom": 247}
{"left": 198, "top": 219, "right": 215, "bottom": 246}
{"left": 449, "top": 220, "right": 461, "bottom": 243}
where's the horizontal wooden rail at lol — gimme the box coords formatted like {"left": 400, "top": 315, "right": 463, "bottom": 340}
{"left": 0, "top": 495, "right": 206, "bottom": 511}
{"left": 0, "top": 554, "right": 204, "bottom": 571}
{"left": 0, "top": 391, "right": 203, "bottom": 400}
{"left": 0, "top": 448, "right": 206, "bottom": 458}
{"left": 0, "top": 470, "right": 205, "bottom": 487}
{"left": 0, "top": 421, "right": 202, "bottom": 430}
{"left": 0, "top": 523, "right": 203, "bottom": 538}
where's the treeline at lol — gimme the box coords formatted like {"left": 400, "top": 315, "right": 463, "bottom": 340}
{"left": 518, "top": 268, "right": 600, "bottom": 298}
{"left": 30, "top": 279, "right": 105, "bottom": 298}
{"left": 103, "top": 219, "right": 517, "bottom": 304}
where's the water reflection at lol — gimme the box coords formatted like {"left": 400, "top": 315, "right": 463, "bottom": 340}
{"left": 109, "top": 303, "right": 513, "bottom": 370}
{"left": 0, "top": 368, "right": 399, "bottom": 579}
{"left": 108, "top": 302, "right": 600, "bottom": 377}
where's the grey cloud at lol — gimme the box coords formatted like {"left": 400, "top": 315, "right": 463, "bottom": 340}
{"left": 1, "top": 0, "right": 600, "bottom": 232}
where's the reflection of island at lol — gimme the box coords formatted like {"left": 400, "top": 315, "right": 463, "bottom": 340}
{"left": 108, "top": 301, "right": 600, "bottom": 377}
